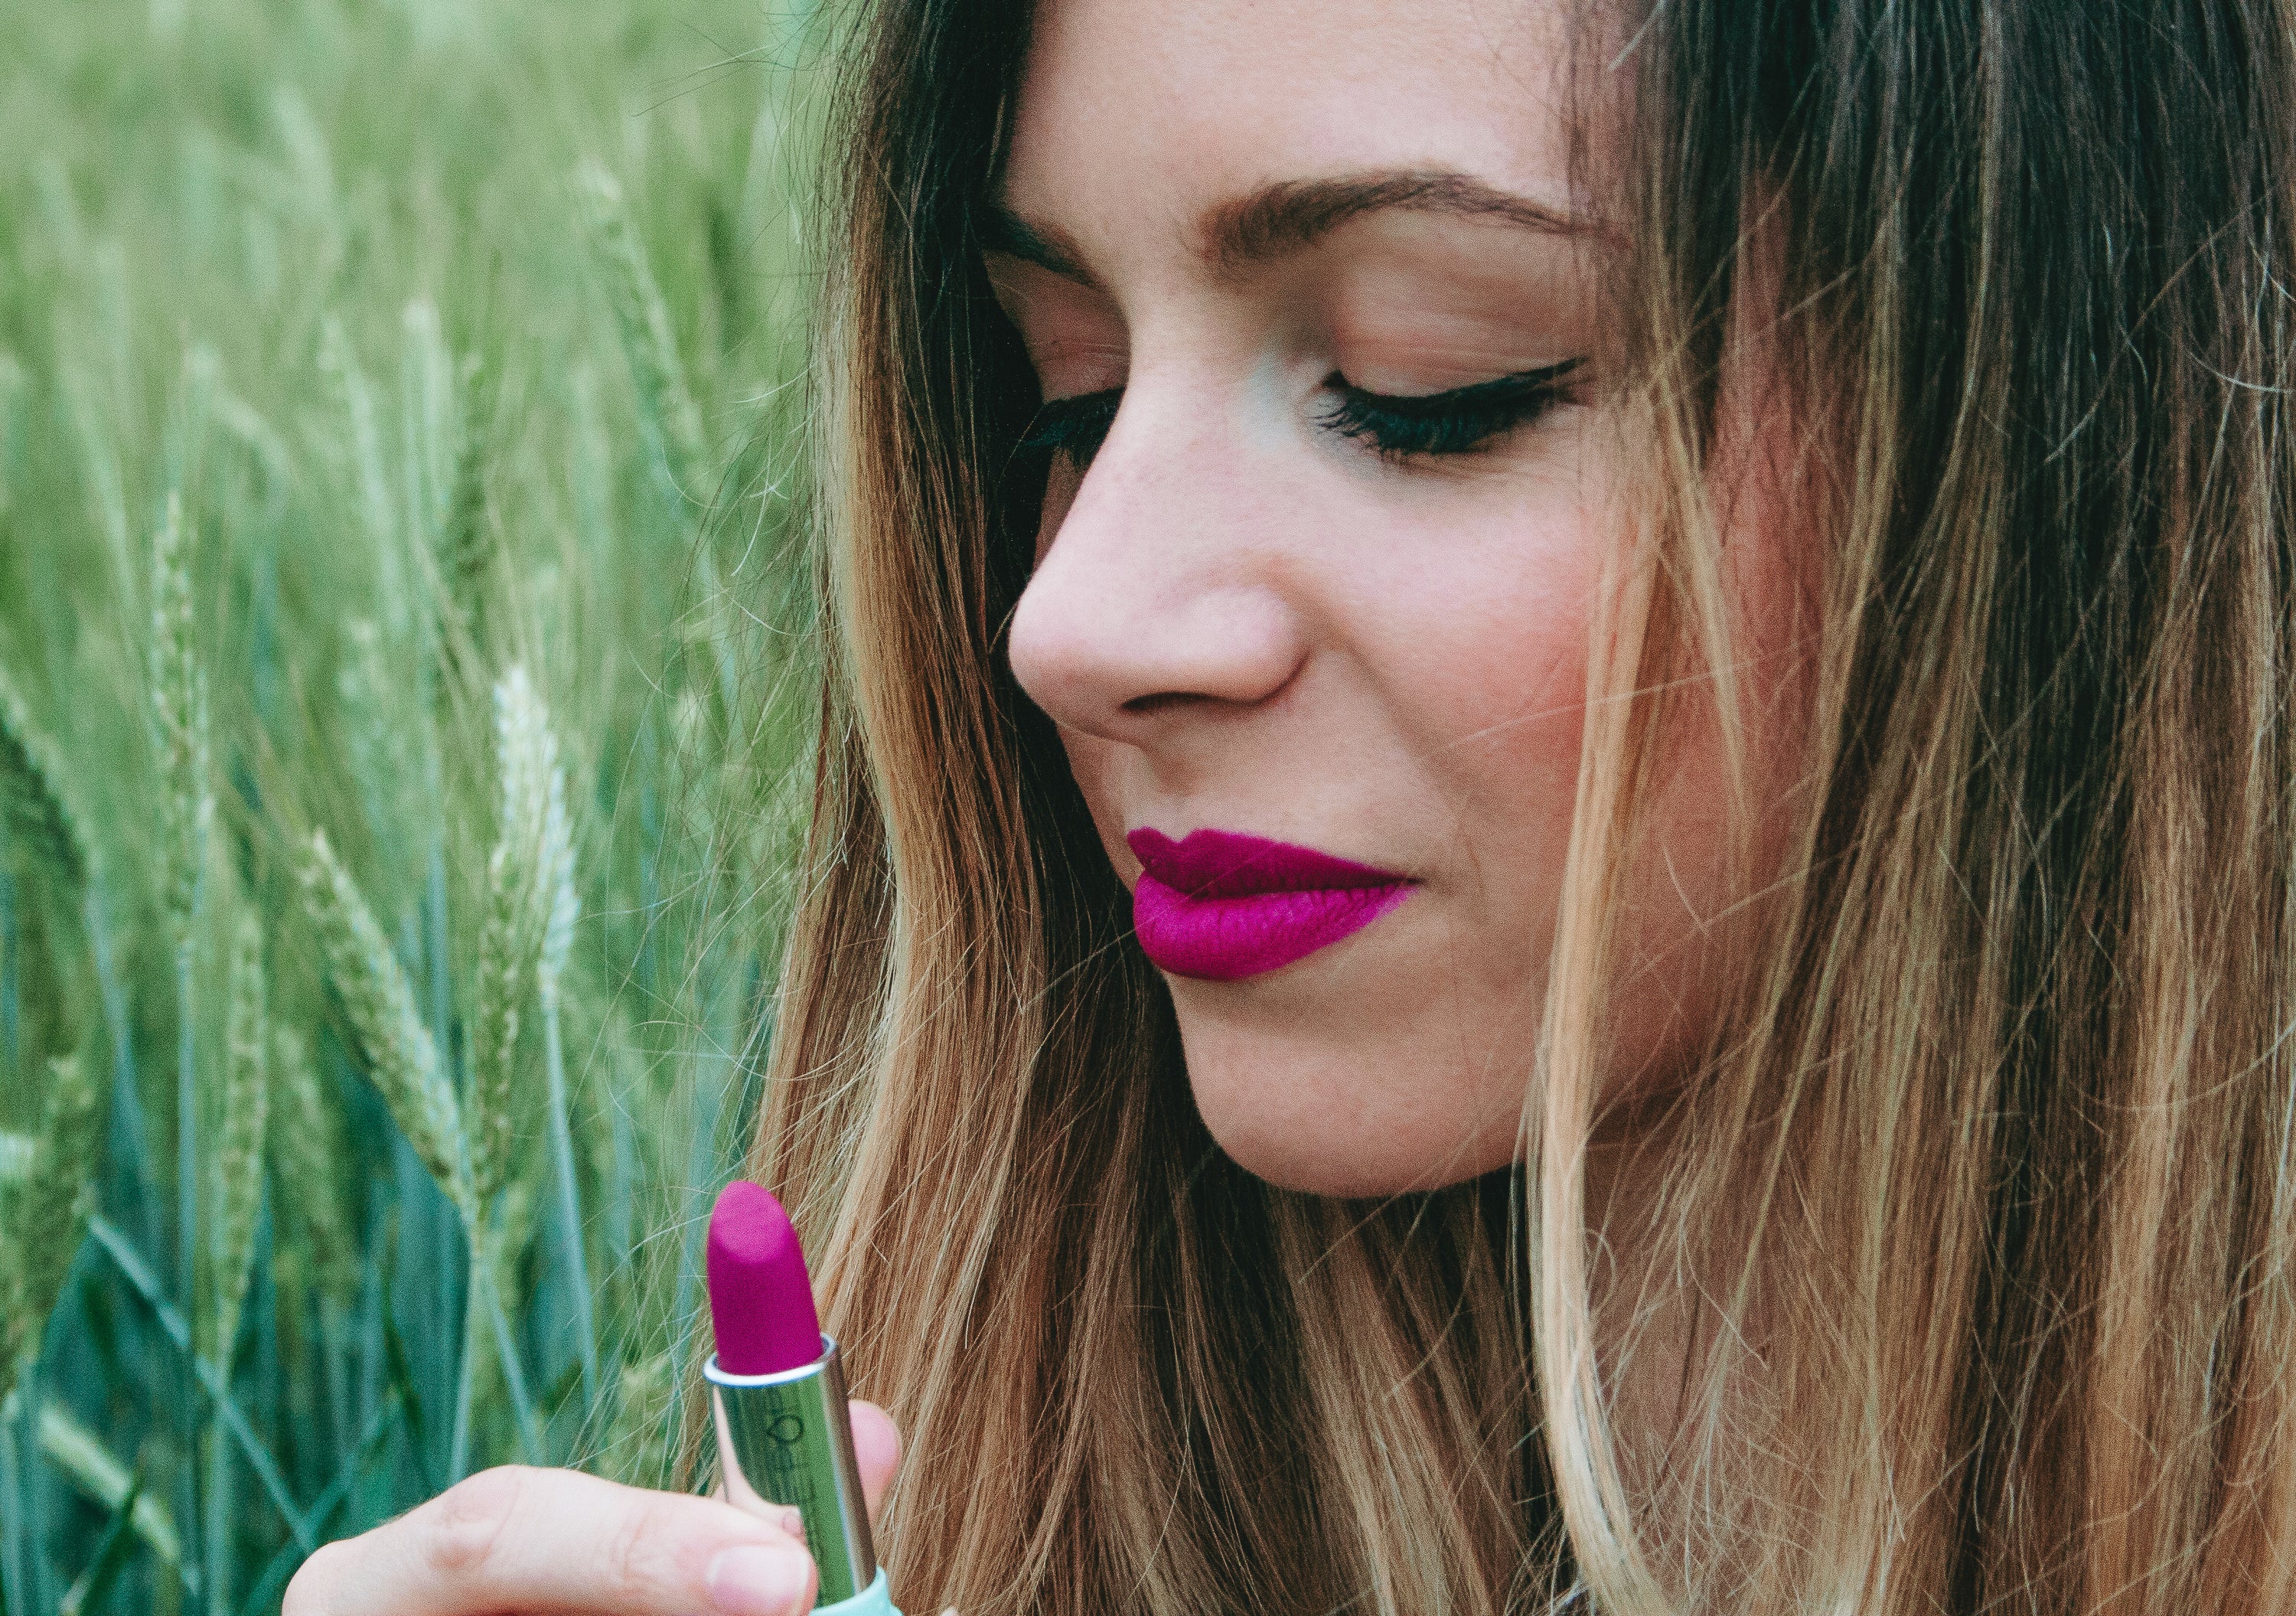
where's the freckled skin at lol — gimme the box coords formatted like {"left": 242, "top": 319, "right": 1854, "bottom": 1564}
{"left": 996, "top": 0, "right": 1803, "bottom": 1196}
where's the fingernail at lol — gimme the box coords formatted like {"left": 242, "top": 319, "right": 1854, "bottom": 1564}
{"left": 706, "top": 1545, "right": 814, "bottom": 1616}
{"left": 778, "top": 1506, "right": 806, "bottom": 1539}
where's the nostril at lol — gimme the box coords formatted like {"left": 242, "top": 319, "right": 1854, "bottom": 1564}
{"left": 1120, "top": 691, "right": 1206, "bottom": 718}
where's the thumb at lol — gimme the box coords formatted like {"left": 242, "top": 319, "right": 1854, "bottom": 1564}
{"left": 849, "top": 1399, "right": 902, "bottom": 1529}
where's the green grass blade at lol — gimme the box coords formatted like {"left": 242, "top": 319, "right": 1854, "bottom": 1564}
{"left": 477, "top": 1248, "right": 543, "bottom": 1464}
{"left": 35, "top": 1401, "right": 181, "bottom": 1569}
{"left": 233, "top": 1390, "right": 400, "bottom": 1616}
{"left": 83, "top": 1216, "right": 315, "bottom": 1555}
{"left": 58, "top": 1464, "right": 148, "bottom": 1616}
{"left": 447, "top": 1249, "right": 477, "bottom": 1484}
{"left": 1, "top": 1388, "right": 25, "bottom": 1616}
{"left": 540, "top": 997, "right": 597, "bottom": 1412}
{"left": 380, "top": 1314, "right": 441, "bottom": 1501}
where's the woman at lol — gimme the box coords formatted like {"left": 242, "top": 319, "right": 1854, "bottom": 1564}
{"left": 285, "top": 0, "right": 2296, "bottom": 1611}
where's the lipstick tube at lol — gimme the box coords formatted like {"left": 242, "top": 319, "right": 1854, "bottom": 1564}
{"left": 706, "top": 1180, "right": 899, "bottom": 1615}
{"left": 706, "top": 1339, "right": 895, "bottom": 1614}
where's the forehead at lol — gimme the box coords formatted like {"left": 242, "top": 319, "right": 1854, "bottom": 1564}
{"left": 1003, "top": 0, "right": 1591, "bottom": 257}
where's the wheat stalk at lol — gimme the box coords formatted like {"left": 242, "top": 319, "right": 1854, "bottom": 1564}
{"left": 0, "top": 1051, "right": 106, "bottom": 1385}
{"left": 4, "top": 4, "right": 833, "bottom": 1593}
{"left": 203, "top": 905, "right": 269, "bottom": 1367}
{"left": 200, "top": 903, "right": 270, "bottom": 1616}
{"left": 536, "top": 744, "right": 577, "bottom": 1009}
{"left": 297, "top": 828, "right": 471, "bottom": 1221}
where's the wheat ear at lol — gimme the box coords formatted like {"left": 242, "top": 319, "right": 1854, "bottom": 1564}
{"left": 469, "top": 666, "right": 567, "bottom": 1205}
{"left": 602, "top": 1350, "right": 675, "bottom": 1488}
{"left": 437, "top": 351, "right": 494, "bottom": 681}
{"left": 0, "top": 662, "right": 93, "bottom": 898}
{"left": 266, "top": 1026, "right": 351, "bottom": 1303}
{"left": 297, "top": 828, "right": 471, "bottom": 1221}
{"left": 575, "top": 162, "right": 707, "bottom": 503}
{"left": 203, "top": 906, "right": 269, "bottom": 1367}
{"left": 0, "top": 1052, "right": 106, "bottom": 1384}
{"left": 151, "top": 489, "right": 212, "bottom": 945}
{"left": 319, "top": 316, "right": 397, "bottom": 560}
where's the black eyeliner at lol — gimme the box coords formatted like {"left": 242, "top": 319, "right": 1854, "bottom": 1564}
{"left": 1318, "top": 357, "right": 1586, "bottom": 459}
{"left": 1019, "top": 356, "right": 1585, "bottom": 472}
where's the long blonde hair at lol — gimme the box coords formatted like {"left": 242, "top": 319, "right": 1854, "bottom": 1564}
{"left": 745, "top": 2, "right": 2296, "bottom": 1610}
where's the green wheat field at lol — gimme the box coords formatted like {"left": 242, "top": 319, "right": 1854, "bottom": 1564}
{"left": 0, "top": 1, "right": 833, "bottom": 1609}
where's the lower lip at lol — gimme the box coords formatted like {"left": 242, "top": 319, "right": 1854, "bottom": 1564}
{"left": 1133, "top": 880, "right": 1414, "bottom": 980}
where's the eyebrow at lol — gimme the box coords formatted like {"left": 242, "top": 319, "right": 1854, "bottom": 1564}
{"left": 981, "top": 168, "right": 1590, "bottom": 286}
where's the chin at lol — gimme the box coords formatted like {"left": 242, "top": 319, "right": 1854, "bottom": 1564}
{"left": 1206, "top": 1121, "right": 1424, "bottom": 1196}
{"left": 1176, "top": 964, "right": 1534, "bottom": 1193}
{"left": 1176, "top": 1015, "right": 1521, "bottom": 1198}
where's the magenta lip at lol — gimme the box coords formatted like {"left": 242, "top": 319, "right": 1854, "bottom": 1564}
{"left": 1127, "top": 827, "right": 1414, "bottom": 982}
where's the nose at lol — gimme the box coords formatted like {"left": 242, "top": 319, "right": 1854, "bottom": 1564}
{"left": 1006, "top": 384, "right": 1307, "bottom": 745}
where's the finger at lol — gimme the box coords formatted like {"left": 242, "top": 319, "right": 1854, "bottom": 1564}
{"left": 283, "top": 1465, "right": 817, "bottom": 1616}
{"left": 849, "top": 1399, "right": 901, "bottom": 1527}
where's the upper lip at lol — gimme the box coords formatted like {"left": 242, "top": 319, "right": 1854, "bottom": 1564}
{"left": 1127, "top": 827, "right": 1410, "bottom": 898}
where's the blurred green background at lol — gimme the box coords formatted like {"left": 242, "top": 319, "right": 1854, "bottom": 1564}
{"left": 0, "top": 0, "right": 830, "bottom": 1609}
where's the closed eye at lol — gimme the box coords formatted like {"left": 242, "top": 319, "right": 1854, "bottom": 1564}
{"left": 1017, "top": 358, "right": 1584, "bottom": 472}
{"left": 1018, "top": 387, "right": 1124, "bottom": 468}
{"left": 1317, "top": 358, "right": 1585, "bottom": 459}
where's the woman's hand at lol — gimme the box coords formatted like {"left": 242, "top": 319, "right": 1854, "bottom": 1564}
{"left": 282, "top": 1400, "right": 902, "bottom": 1616}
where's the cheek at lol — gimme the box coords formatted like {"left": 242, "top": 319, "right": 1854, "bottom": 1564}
{"left": 1345, "top": 465, "right": 1614, "bottom": 912}
{"left": 1055, "top": 726, "right": 1136, "bottom": 873}
{"left": 1408, "top": 572, "right": 1592, "bottom": 797}
{"left": 1035, "top": 460, "right": 1083, "bottom": 563}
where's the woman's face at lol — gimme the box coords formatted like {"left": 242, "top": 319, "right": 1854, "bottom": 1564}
{"left": 994, "top": 0, "right": 1799, "bottom": 1196}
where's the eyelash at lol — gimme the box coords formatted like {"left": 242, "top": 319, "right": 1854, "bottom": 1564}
{"left": 1016, "top": 358, "right": 1585, "bottom": 468}
{"left": 1016, "top": 387, "right": 1124, "bottom": 465}
{"left": 1318, "top": 358, "right": 1585, "bottom": 459}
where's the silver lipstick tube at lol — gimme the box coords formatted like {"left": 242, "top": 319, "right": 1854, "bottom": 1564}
{"left": 706, "top": 1337, "right": 878, "bottom": 1607}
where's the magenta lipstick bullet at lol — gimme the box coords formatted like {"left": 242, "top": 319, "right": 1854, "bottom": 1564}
{"left": 705, "top": 1181, "right": 899, "bottom": 1615}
